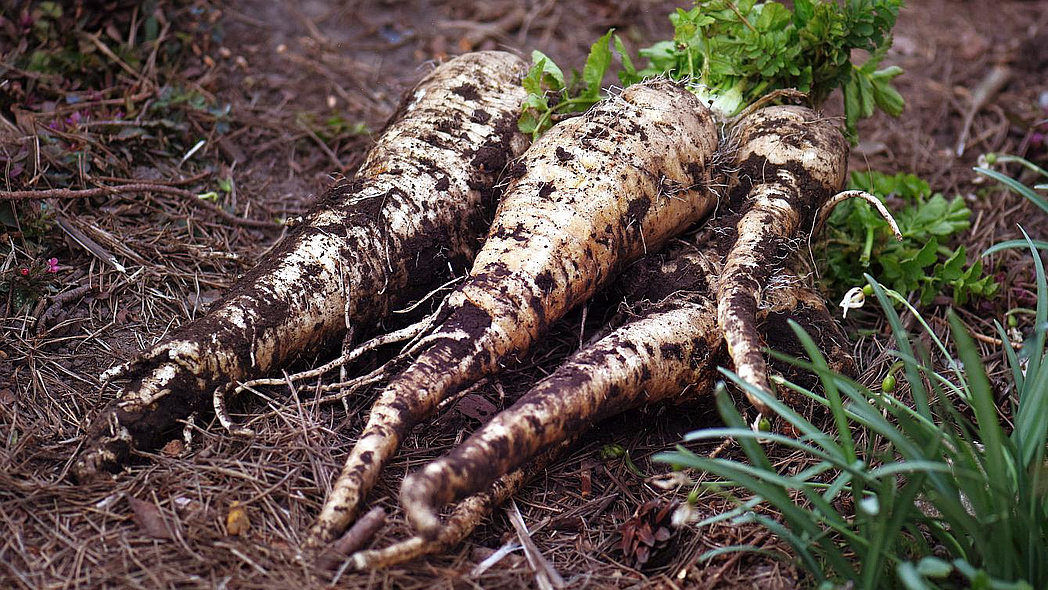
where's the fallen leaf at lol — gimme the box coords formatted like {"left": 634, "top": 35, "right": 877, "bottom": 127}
{"left": 128, "top": 496, "right": 173, "bottom": 540}
{"left": 226, "top": 501, "right": 250, "bottom": 536}
{"left": 160, "top": 439, "right": 184, "bottom": 457}
{"left": 455, "top": 393, "right": 497, "bottom": 422}
{"left": 637, "top": 523, "right": 655, "bottom": 546}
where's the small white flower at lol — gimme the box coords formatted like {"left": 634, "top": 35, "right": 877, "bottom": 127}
{"left": 839, "top": 286, "right": 866, "bottom": 319}
{"left": 671, "top": 501, "right": 699, "bottom": 527}
{"left": 648, "top": 471, "right": 693, "bottom": 490}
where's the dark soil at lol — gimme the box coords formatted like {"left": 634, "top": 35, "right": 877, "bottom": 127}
{"left": 2, "top": 1, "right": 1047, "bottom": 589}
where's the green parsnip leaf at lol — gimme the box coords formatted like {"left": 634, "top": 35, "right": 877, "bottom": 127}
{"left": 613, "top": 35, "right": 640, "bottom": 86}
{"left": 582, "top": 30, "right": 614, "bottom": 99}
{"left": 821, "top": 170, "right": 998, "bottom": 306}
{"left": 520, "top": 0, "right": 907, "bottom": 142}
{"left": 517, "top": 31, "right": 620, "bottom": 139}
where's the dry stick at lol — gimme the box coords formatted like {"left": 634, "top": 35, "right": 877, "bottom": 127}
{"left": 506, "top": 499, "right": 565, "bottom": 590}
{"left": 956, "top": 64, "right": 1012, "bottom": 156}
{"left": 930, "top": 315, "right": 1023, "bottom": 350}
{"left": 0, "top": 184, "right": 282, "bottom": 230}
{"left": 297, "top": 119, "right": 344, "bottom": 171}
{"left": 36, "top": 284, "right": 95, "bottom": 332}
{"left": 91, "top": 170, "right": 211, "bottom": 186}
{"left": 54, "top": 216, "right": 126, "bottom": 273}
{"left": 317, "top": 507, "right": 387, "bottom": 571}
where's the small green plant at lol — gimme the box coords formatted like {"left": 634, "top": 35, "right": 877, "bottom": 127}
{"left": 656, "top": 247, "right": 1047, "bottom": 588}
{"left": 518, "top": 30, "right": 616, "bottom": 138}
{"left": 823, "top": 170, "right": 998, "bottom": 306}
{"left": 600, "top": 442, "right": 647, "bottom": 477}
{"left": 2, "top": 256, "right": 61, "bottom": 311}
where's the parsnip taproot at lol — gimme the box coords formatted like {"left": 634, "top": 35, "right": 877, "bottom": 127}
{"left": 307, "top": 79, "right": 721, "bottom": 544}
{"left": 399, "top": 247, "right": 853, "bottom": 537}
{"left": 72, "top": 51, "right": 530, "bottom": 481}
{"left": 716, "top": 106, "right": 848, "bottom": 415}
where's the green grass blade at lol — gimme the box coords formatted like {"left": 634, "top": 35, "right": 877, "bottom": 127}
{"left": 1013, "top": 229, "right": 1048, "bottom": 468}
{"left": 983, "top": 239, "right": 1048, "bottom": 257}
{"left": 994, "top": 319, "right": 1026, "bottom": 395}
{"left": 992, "top": 154, "right": 1048, "bottom": 179}
{"left": 697, "top": 544, "right": 789, "bottom": 563}
{"left": 712, "top": 384, "right": 775, "bottom": 472}
{"left": 866, "top": 276, "right": 932, "bottom": 419}
{"left": 738, "top": 513, "right": 835, "bottom": 582}
{"left": 1014, "top": 355, "right": 1048, "bottom": 468}
{"left": 666, "top": 452, "right": 857, "bottom": 578}
{"left": 719, "top": 369, "right": 847, "bottom": 459}
{"left": 680, "top": 428, "right": 860, "bottom": 475}
{"left": 974, "top": 167, "right": 1048, "bottom": 215}
{"left": 788, "top": 320, "right": 856, "bottom": 464}
{"left": 897, "top": 562, "right": 936, "bottom": 590}
{"left": 947, "top": 312, "right": 1013, "bottom": 499}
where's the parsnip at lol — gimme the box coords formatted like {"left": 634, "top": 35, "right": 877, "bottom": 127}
{"left": 399, "top": 248, "right": 853, "bottom": 537}
{"left": 307, "top": 79, "right": 721, "bottom": 544}
{"left": 73, "top": 51, "right": 530, "bottom": 481}
{"left": 716, "top": 106, "right": 848, "bottom": 415}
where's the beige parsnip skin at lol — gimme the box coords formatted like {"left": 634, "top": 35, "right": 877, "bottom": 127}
{"left": 308, "top": 79, "right": 721, "bottom": 544}
{"left": 73, "top": 51, "right": 530, "bottom": 482}
{"left": 400, "top": 245, "right": 854, "bottom": 537}
{"left": 717, "top": 106, "right": 847, "bottom": 415}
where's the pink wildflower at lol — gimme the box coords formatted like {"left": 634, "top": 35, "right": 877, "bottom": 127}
{"left": 47, "top": 258, "right": 59, "bottom": 273}
{"left": 19, "top": 268, "right": 30, "bottom": 277}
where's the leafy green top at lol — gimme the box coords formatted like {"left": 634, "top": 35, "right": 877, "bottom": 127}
{"left": 519, "top": 0, "right": 905, "bottom": 140}
{"left": 822, "top": 171, "right": 998, "bottom": 305}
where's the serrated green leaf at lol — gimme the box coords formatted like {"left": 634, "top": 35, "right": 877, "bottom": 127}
{"left": 613, "top": 35, "right": 640, "bottom": 86}
{"left": 871, "top": 65, "right": 905, "bottom": 116}
{"left": 843, "top": 72, "right": 862, "bottom": 137}
{"left": 826, "top": 169, "right": 995, "bottom": 305}
{"left": 522, "top": 59, "right": 546, "bottom": 96}
{"left": 793, "top": 0, "right": 816, "bottom": 25}
{"left": 582, "top": 29, "right": 614, "bottom": 99}
{"left": 529, "top": 51, "right": 565, "bottom": 90}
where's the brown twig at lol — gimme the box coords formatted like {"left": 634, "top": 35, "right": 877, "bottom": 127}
{"left": 956, "top": 64, "right": 1011, "bottom": 156}
{"left": 0, "top": 184, "right": 282, "bottom": 230}
{"left": 930, "top": 315, "right": 1023, "bottom": 349}
{"left": 316, "top": 507, "right": 387, "bottom": 570}
{"left": 90, "top": 171, "right": 212, "bottom": 186}
{"left": 35, "top": 284, "right": 96, "bottom": 333}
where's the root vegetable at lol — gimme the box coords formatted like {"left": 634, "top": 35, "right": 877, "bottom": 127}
{"left": 716, "top": 106, "right": 848, "bottom": 416}
{"left": 399, "top": 246, "right": 853, "bottom": 537}
{"left": 350, "top": 441, "right": 569, "bottom": 570}
{"left": 72, "top": 51, "right": 530, "bottom": 481}
{"left": 307, "top": 79, "right": 721, "bottom": 544}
